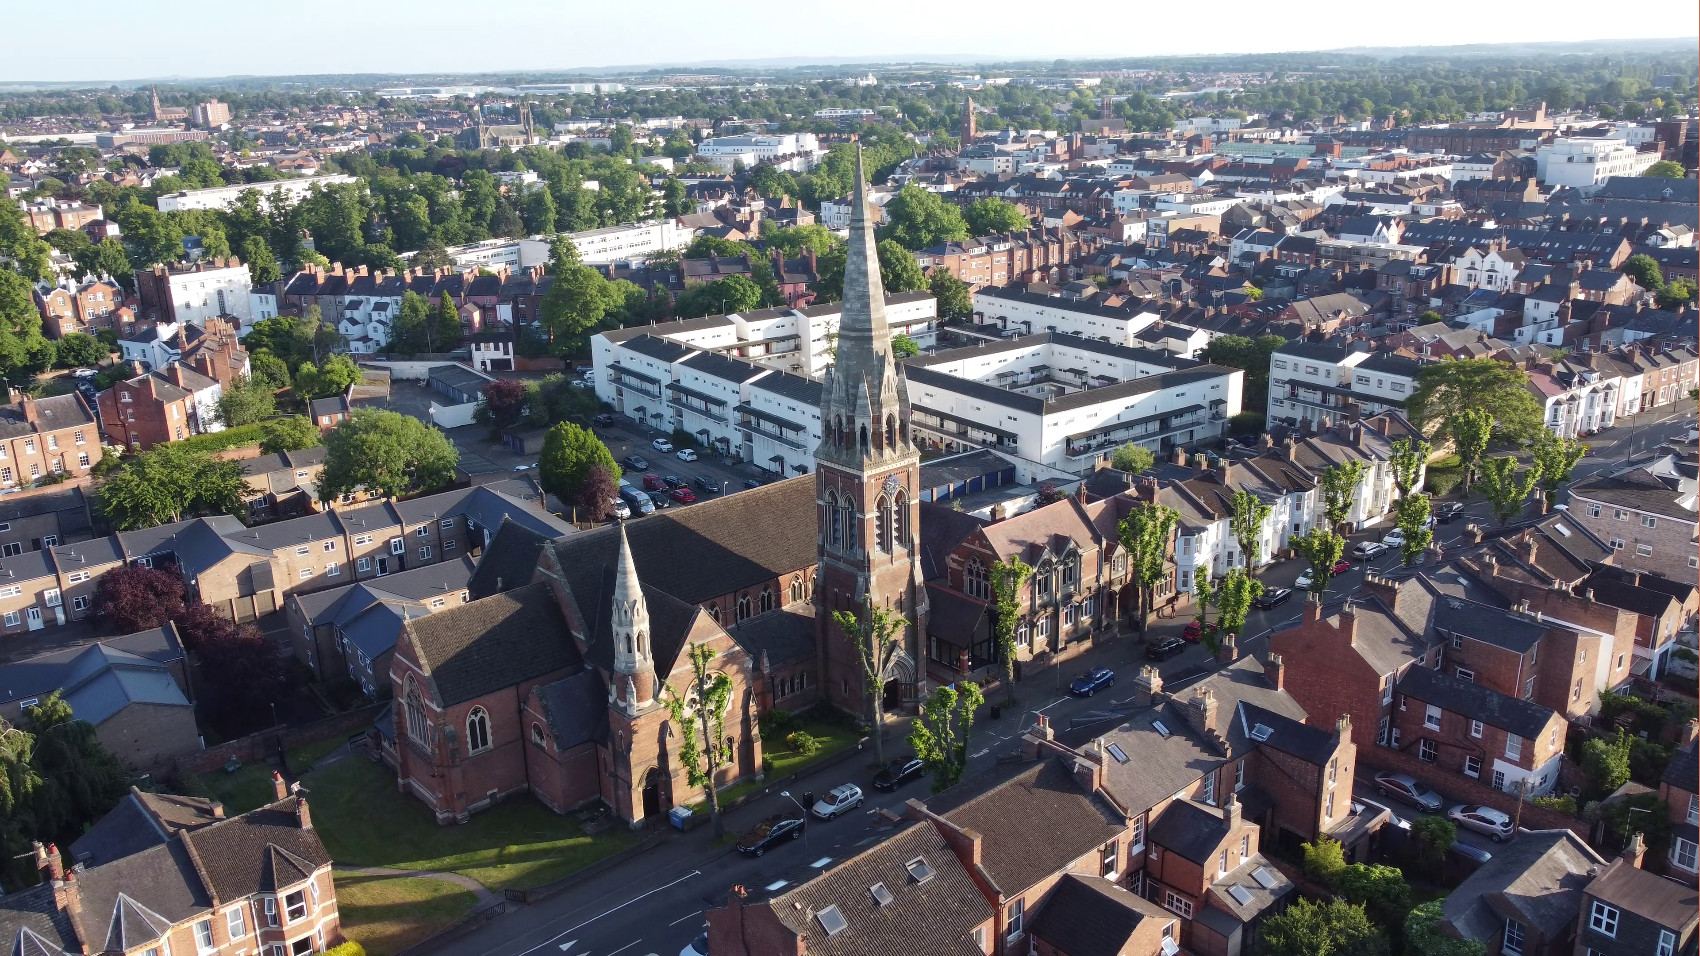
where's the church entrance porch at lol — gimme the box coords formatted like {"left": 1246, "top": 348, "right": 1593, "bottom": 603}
{"left": 641, "top": 766, "right": 666, "bottom": 821}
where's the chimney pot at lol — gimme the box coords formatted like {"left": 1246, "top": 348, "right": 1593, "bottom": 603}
{"left": 271, "top": 771, "right": 289, "bottom": 801}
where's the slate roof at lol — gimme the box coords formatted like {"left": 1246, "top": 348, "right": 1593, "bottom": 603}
{"left": 179, "top": 796, "right": 331, "bottom": 899}
{"left": 934, "top": 758, "right": 1126, "bottom": 895}
{"left": 728, "top": 605, "right": 816, "bottom": 669}
{"left": 1587, "top": 856, "right": 1700, "bottom": 933}
{"left": 1149, "top": 798, "right": 1230, "bottom": 864}
{"left": 1663, "top": 740, "right": 1698, "bottom": 793}
{"left": 404, "top": 582, "right": 581, "bottom": 706}
{"left": 70, "top": 789, "right": 222, "bottom": 868}
{"left": 0, "top": 394, "right": 94, "bottom": 440}
{"left": 767, "top": 820, "right": 993, "bottom": 956}
{"left": 69, "top": 841, "right": 207, "bottom": 954}
{"left": 0, "top": 884, "right": 76, "bottom": 956}
{"left": 1029, "top": 874, "right": 1170, "bottom": 956}
{"left": 467, "top": 518, "right": 553, "bottom": 599}
{"left": 0, "top": 625, "right": 186, "bottom": 709}
{"left": 1433, "top": 596, "right": 1548, "bottom": 653}
{"left": 1569, "top": 467, "right": 1694, "bottom": 523}
{"left": 1442, "top": 830, "right": 1603, "bottom": 941}
{"left": 537, "top": 669, "right": 609, "bottom": 751}
{"left": 1396, "top": 664, "right": 1558, "bottom": 740}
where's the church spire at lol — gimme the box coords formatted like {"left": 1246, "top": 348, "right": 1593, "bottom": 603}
{"left": 610, "top": 521, "right": 652, "bottom": 712}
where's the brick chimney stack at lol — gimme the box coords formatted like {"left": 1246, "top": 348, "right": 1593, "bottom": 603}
{"left": 1223, "top": 791, "right": 1241, "bottom": 830}
{"left": 33, "top": 842, "right": 63, "bottom": 882}
{"left": 296, "top": 796, "right": 312, "bottom": 830}
{"left": 1217, "top": 633, "right": 1238, "bottom": 663}
{"left": 1264, "top": 654, "right": 1285, "bottom": 691}
{"left": 271, "top": 771, "right": 289, "bottom": 801}
{"left": 51, "top": 866, "right": 81, "bottom": 919}
{"left": 1184, "top": 685, "right": 1219, "bottom": 737}
{"left": 1622, "top": 831, "right": 1646, "bottom": 869}
{"left": 19, "top": 395, "right": 37, "bottom": 424}
{"left": 1131, "top": 665, "right": 1163, "bottom": 707}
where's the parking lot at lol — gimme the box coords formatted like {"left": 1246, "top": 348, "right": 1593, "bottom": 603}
{"left": 592, "top": 415, "right": 799, "bottom": 514}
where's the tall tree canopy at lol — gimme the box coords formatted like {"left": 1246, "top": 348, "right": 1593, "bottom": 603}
{"left": 318, "top": 409, "right": 458, "bottom": 501}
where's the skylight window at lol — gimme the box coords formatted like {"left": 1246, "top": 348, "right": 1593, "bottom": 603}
{"left": 869, "top": 883, "right": 894, "bottom": 908}
{"left": 1227, "top": 884, "right": 1254, "bottom": 905}
{"left": 905, "top": 858, "right": 937, "bottom": 885}
{"left": 1107, "top": 743, "right": 1130, "bottom": 764}
{"left": 816, "top": 905, "right": 848, "bottom": 936}
{"left": 1152, "top": 720, "right": 1171, "bottom": 738}
{"left": 1252, "top": 867, "right": 1280, "bottom": 890}
{"left": 1249, "top": 724, "right": 1274, "bottom": 742}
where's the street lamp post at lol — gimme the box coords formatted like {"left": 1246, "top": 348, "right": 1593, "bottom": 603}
{"left": 779, "top": 790, "right": 812, "bottom": 851}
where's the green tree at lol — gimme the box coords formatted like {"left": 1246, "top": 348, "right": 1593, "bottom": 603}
{"left": 1215, "top": 567, "right": 1263, "bottom": 637}
{"left": 1320, "top": 460, "right": 1367, "bottom": 529}
{"left": 249, "top": 351, "right": 291, "bottom": 390}
{"left": 673, "top": 274, "right": 765, "bottom": 319}
{"left": 1410, "top": 358, "right": 1543, "bottom": 444}
{"left": 962, "top": 197, "right": 1029, "bottom": 235}
{"left": 1336, "top": 863, "right": 1411, "bottom": 928}
{"left": 1417, "top": 310, "right": 1445, "bottom": 325}
{"left": 293, "top": 354, "right": 361, "bottom": 400}
{"left": 1475, "top": 455, "right": 1543, "bottom": 526}
{"left": 52, "top": 333, "right": 107, "bottom": 369}
{"left": 1582, "top": 728, "right": 1633, "bottom": 798}
{"left": 1405, "top": 901, "right": 1487, "bottom": 956}
{"left": 662, "top": 641, "right": 734, "bottom": 837}
{"left": 1394, "top": 492, "right": 1434, "bottom": 566}
{"left": 880, "top": 184, "right": 969, "bottom": 250}
{"left": 1192, "top": 574, "right": 1216, "bottom": 636}
{"left": 98, "top": 445, "right": 247, "bottom": 531}
{"left": 1388, "top": 437, "right": 1430, "bottom": 496}
{"left": 765, "top": 224, "right": 840, "bottom": 259}
{"left": 410, "top": 240, "right": 456, "bottom": 271}
{"left": 259, "top": 416, "right": 319, "bottom": 454}
{"left": 890, "top": 333, "right": 921, "bottom": 359}
{"left": 19, "top": 694, "right": 126, "bottom": 849}
{"left": 79, "top": 238, "right": 133, "bottom": 288}
{"left": 1118, "top": 503, "right": 1180, "bottom": 631}
{"left": 1530, "top": 431, "right": 1586, "bottom": 506}
{"left": 538, "top": 422, "right": 620, "bottom": 510}
{"left": 522, "top": 186, "right": 558, "bottom": 235}
{"left": 877, "top": 238, "right": 927, "bottom": 293}
{"left": 928, "top": 270, "right": 973, "bottom": 321}
{"left": 216, "top": 376, "right": 277, "bottom": 427}
{"left": 318, "top": 409, "right": 458, "bottom": 502}
{"left": 1302, "top": 836, "right": 1347, "bottom": 885}
{"left": 1110, "top": 443, "right": 1155, "bottom": 475}
{"left": 1451, "top": 408, "right": 1494, "bottom": 492}
{"left": 1230, "top": 488, "right": 1273, "bottom": 576}
{"left": 989, "top": 557, "right": 1033, "bottom": 704}
{"left": 1292, "top": 528, "right": 1346, "bottom": 593}
{"left": 432, "top": 293, "right": 463, "bottom": 351}
{"left": 1261, "top": 899, "right": 1388, "bottom": 956}
{"left": 1621, "top": 253, "right": 1666, "bottom": 293}
{"left": 1658, "top": 278, "right": 1698, "bottom": 310}
{"left": 1413, "top": 816, "right": 1456, "bottom": 864}
{"left": 547, "top": 234, "right": 582, "bottom": 271}
{"left": 539, "top": 264, "right": 623, "bottom": 353}
{"left": 909, "top": 680, "right": 984, "bottom": 792}
{"left": 830, "top": 601, "right": 906, "bottom": 767}
{"left": 242, "top": 235, "right": 281, "bottom": 284}
{"left": 390, "top": 290, "right": 433, "bottom": 354}
{"left": 1643, "top": 160, "right": 1686, "bottom": 178}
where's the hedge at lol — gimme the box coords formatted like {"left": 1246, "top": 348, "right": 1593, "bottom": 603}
{"left": 170, "top": 417, "right": 310, "bottom": 456}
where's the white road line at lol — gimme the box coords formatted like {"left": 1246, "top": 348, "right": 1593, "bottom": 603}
{"left": 556, "top": 941, "right": 577, "bottom": 952}
{"left": 514, "top": 871, "right": 703, "bottom": 956}
{"left": 971, "top": 748, "right": 991, "bottom": 758}
{"left": 1036, "top": 697, "right": 1069, "bottom": 713}
{"left": 606, "top": 941, "right": 642, "bottom": 956}
{"left": 668, "top": 912, "right": 703, "bottom": 928}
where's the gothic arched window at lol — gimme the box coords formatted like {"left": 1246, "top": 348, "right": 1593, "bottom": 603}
{"left": 790, "top": 576, "right": 804, "bottom": 604}
{"left": 885, "top": 414, "right": 897, "bottom": 450}
{"left": 404, "top": 677, "right": 428, "bottom": 744}
{"left": 859, "top": 423, "right": 869, "bottom": 453}
{"left": 759, "top": 588, "right": 774, "bottom": 613}
{"left": 466, "top": 707, "right": 492, "bottom": 753}
{"left": 834, "top": 415, "right": 844, "bottom": 448}
{"left": 826, "top": 491, "right": 841, "bottom": 547}
{"left": 531, "top": 722, "right": 546, "bottom": 745}
{"left": 706, "top": 603, "right": 720, "bottom": 623}
{"left": 737, "top": 593, "right": 752, "bottom": 622}
{"left": 843, "top": 501, "right": 858, "bottom": 550}
{"left": 875, "top": 495, "right": 892, "bottom": 553}
{"left": 893, "top": 491, "right": 909, "bottom": 547}
{"left": 965, "top": 558, "right": 988, "bottom": 600}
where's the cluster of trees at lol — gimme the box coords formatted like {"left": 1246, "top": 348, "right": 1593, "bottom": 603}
{"left": 1621, "top": 252, "right": 1698, "bottom": 311}
{"left": 97, "top": 442, "right": 251, "bottom": 531}
{"left": 1202, "top": 334, "right": 1289, "bottom": 413}
{"left": 317, "top": 409, "right": 458, "bottom": 503}
{"left": 90, "top": 563, "right": 288, "bottom": 738}
{"left": 0, "top": 693, "right": 128, "bottom": 889}
{"left": 539, "top": 421, "right": 621, "bottom": 522}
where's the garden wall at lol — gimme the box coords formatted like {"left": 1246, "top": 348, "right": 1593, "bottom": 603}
{"left": 172, "top": 703, "right": 386, "bottom": 777}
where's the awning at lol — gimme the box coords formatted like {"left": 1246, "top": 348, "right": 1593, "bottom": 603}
{"left": 666, "top": 381, "right": 728, "bottom": 406}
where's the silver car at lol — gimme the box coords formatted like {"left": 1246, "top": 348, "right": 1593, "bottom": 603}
{"left": 1373, "top": 771, "right": 1443, "bottom": 813}
{"left": 811, "top": 783, "right": 864, "bottom": 820}
{"left": 1448, "top": 804, "right": 1514, "bottom": 842}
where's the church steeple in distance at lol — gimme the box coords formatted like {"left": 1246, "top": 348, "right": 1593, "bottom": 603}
{"left": 609, "top": 519, "right": 653, "bottom": 713}
{"left": 816, "top": 146, "right": 917, "bottom": 471}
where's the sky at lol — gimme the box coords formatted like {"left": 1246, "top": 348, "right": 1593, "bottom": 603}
{"left": 7, "top": 0, "right": 1697, "bottom": 83}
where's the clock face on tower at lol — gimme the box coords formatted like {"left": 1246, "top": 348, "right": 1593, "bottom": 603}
{"left": 883, "top": 474, "right": 900, "bottom": 495}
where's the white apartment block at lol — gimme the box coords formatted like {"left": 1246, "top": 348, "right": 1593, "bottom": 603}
{"left": 903, "top": 333, "right": 1243, "bottom": 474}
{"left": 161, "top": 263, "right": 254, "bottom": 327}
{"left": 1453, "top": 246, "right": 1524, "bottom": 292}
{"left": 155, "top": 174, "right": 359, "bottom": 212}
{"left": 1527, "top": 364, "right": 1623, "bottom": 439}
{"left": 338, "top": 296, "right": 398, "bottom": 353}
{"left": 1267, "top": 341, "right": 1422, "bottom": 428}
{"left": 407, "top": 219, "right": 697, "bottom": 270}
{"left": 696, "top": 133, "right": 823, "bottom": 172}
{"left": 1535, "top": 137, "right": 1662, "bottom": 190}
{"left": 971, "top": 285, "right": 1161, "bottom": 346}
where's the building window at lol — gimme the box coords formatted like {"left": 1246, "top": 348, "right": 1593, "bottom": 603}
{"left": 1588, "top": 902, "right": 1618, "bottom": 937}
{"left": 404, "top": 678, "right": 429, "bottom": 744}
{"left": 1163, "top": 891, "right": 1193, "bottom": 920}
{"left": 1101, "top": 841, "right": 1118, "bottom": 877}
{"left": 356, "top": 557, "right": 371, "bottom": 572}
{"left": 299, "top": 568, "right": 313, "bottom": 580}
{"left": 284, "top": 889, "right": 307, "bottom": 922}
{"left": 227, "top": 908, "right": 246, "bottom": 939}
{"left": 323, "top": 541, "right": 336, "bottom": 552}
{"left": 1506, "top": 735, "right": 1522, "bottom": 760}
{"left": 1672, "top": 837, "right": 1699, "bottom": 872}
{"left": 1006, "top": 898, "right": 1024, "bottom": 939}
{"left": 1464, "top": 755, "right": 1481, "bottom": 778}
{"left": 1201, "top": 771, "right": 1216, "bottom": 805}
{"left": 1418, "top": 739, "right": 1437, "bottom": 762}
{"left": 1456, "top": 667, "right": 1474, "bottom": 682}
{"left": 1470, "top": 719, "right": 1483, "bottom": 738}
{"left": 417, "top": 525, "right": 430, "bottom": 538}
{"left": 264, "top": 896, "right": 278, "bottom": 928}
{"left": 1642, "top": 515, "right": 1657, "bottom": 528}
{"left": 1636, "top": 544, "right": 1653, "bottom": 557}
{"left": 965, "top": 559, "right": 989, "bottom": 600}
{"left": 391, "top": 538, "right": 405, "bottom": 554}
{"left": 419, "top": 546, "right": 432, "bottom": 560}
{"left": 43, "top": 588, "right": 60, "bottom": 607}
{"left": 1503, "top": 919, "right": 1525, "bottom": 956}
{"left": 1424, "top": 704, "right": 1441, "bottom": 730}
{"left": 466, "top": 707, "right": 492, "bottom": 753}
{"left": 444, "top": 539, "right": 456, "bottom": 553}
{"left": 72, "top": 595, "right": 87, "bottom": 612}
{"left": 1659, "top": 930, "right": 1678, "bottom": 956}
{"left": 1377, "top": 716, "right": 1389, "bottom": 746}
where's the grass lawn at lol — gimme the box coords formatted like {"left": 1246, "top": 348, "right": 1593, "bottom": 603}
{"left": 197, "top": 762, "right": 285, "bottom": 814}
{"left": 306, "top": 757, "right": 638, "bottom": 891}
{"left": 687, "top": 719, "right": 862, "bottom": 814}
{"left": 288, "top": 735, "right": 348, "bottom": 771}
{"left": 333, "top": 873, "right": 478, "bottom": 956}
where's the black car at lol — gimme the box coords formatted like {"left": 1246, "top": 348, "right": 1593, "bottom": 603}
{"left": 1253, "top": 586, "right": 1293, "bottom": 610}
{"left": 694, "top": 474, "right": 721, "bottom": 493}
{"left": 1146, "top": 635, "right": 1187, "bottom": 661}
{"left": 1435, "top": 501, "right": 1466, "bottom": 524}
{"left": 735, "top": 813, "right": 805, "bottom": 857}
{"left": 592, "top": 414, "right": 614, "bottom": 428}
{"left": 648, "top": 491, "right": 672, "bottom": 509}
{"left": 742, "top": 478, "right": 763, "bottom": 490}
{"left": 622, "top": 454, "right": 650, "bottom": 472}
{"left": 871, "top": 755, "right": 925, "bottom": 791}
{"left": 662, "top": 474, "right": 687, "bottom": 489}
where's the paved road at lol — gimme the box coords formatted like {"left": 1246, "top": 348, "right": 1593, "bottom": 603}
{"left": 420, "top": 402, "right": 1700, "bottom": 956}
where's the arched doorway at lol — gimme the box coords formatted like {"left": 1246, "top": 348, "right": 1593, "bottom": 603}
{"left": 882, "top": 679, "right": 904, "bottom": 711}
{"left": 641, "top": 767, "right": 664, "bottom": 820}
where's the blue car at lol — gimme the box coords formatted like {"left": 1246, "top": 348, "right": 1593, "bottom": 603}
{"left": 1069, "top": 667, "right": 1115, "bottom": 697}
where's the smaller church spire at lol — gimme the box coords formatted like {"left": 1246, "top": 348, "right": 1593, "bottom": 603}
{"left": 610, "top": 521, "right": 653, "bottom": 710}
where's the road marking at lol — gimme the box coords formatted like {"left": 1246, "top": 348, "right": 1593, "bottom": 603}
{"left": 1036, "top": 697, "right": 1068, "bottom": 713}
{"left": 668, "top": 912, "right": 703, "bottom": 928}
{"left": 514, "top": 871, "right": 703, "bottom": 956}
{"left": 971, "top": 748, "right": 991, "bottom": 758}
{"left": 764, "top": 879, "right": 788, "bottom": 891}
{"left": 811, "top": 856, "right": 833, "bottom": 868}
{"left": 556, "top": 942, "right": 577, "bottom": 952}
{"left": 606, "top": 942, "right": 642, "bottom": 956}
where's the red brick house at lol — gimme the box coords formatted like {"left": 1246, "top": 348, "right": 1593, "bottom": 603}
{"left": 99, "top": 364, "right": 216, "bottom": 450}
{"left": 1661, "top": 741, "right": 1698, "bottom": 884}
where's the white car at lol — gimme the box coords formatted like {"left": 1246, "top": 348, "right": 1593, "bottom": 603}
{"left": 652, "top": 438, "right": 675, "bottom": 453}
{"left": 1295, "top": 568, "right": 1315, "bottom": 590}
{"left": 680, "top": 932, "right": 708, "bottom": 956}
{"left": 1382, "top": 529, "right": 1406, "bottom": 548}
{"left": 811, "top": 783, "right": 864, "bottom": 820}
{"left": 677, "top": 448, "right": 699, "bottom": 462}
{"left": 1448, "top": 804, "right": 1514, "bottom": 842}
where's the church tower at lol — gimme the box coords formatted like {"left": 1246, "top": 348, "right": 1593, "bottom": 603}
{"left": 815, "top": 147, "right": 926, "bottom": 713}
{"left": 609, "top": 521, "right": 654, "bottom": 716}
{"left": 961, "top": 96, "right": 977, "bottom": 145}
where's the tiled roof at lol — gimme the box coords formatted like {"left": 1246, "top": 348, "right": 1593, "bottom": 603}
{"left": 1396, "top": 664, "right": 1558, "bottom": 740}
{"left": 935, "top": 758, "right": 1125, "bottom": 894}
{"left": 1029, "top": 875, "right": 1169, "bottom": 956}
{"left": 179, "top": 797, "right": 332, "bottom": 900}
{"left": 404, "top": 582, "right": 581, "bottom": 706}
{"left": 1443, "top": 830, "right": 1603, "bottom": 940}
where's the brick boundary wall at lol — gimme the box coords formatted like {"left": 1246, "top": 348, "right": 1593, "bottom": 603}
{"left": 1363, "top": 747, "right": 1581, "bottom": 835}
{"left": 169, "top": 703, "right": 386, "bottom": 777}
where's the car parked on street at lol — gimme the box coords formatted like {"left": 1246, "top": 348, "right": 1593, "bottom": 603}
{"left": 1146, "top": 635, "right": 1187, "bottom": 661}
{"left": 622, "top": 454, "right": 650, "bottom": 472}
{"left": 1373, "top": 771, "right": 1444, "bottom": 812}
{"left": 670, "top": 486, "right": 698, "bottom": 505}
{"left": 1331, "top": 558, "right": 1352, "bottom": 575}
{"left": 1353, "top": 541, "right": 1388, "bottom": 560}
{"left": 592, "top": 414, "right": 614, "bottom": 428}
{"left": 1182, "top": 620, "right": 1219, "bottom": 642}
{"left": 1382, "top": 529, "right": 1407, "bottom": 548}
{"left": 652, "top": 438, "right": 675, "bottom": 453}
{"left": 1448, "top": 804, "right": 1514, "bottom": 842}
{"left": 1253, "top": 587, "right": 1293, "bottom": 610}
{"left": 1434, "top": 501, "right": 1466, "bottom": 524}
{"left": 677, "top": 448, "right": 699, "bottom": 462}
{"left": 681, "top": 933, "right": 709, "bottom": 956}
{"left": 648, "top": 491, "right": 672, "bottom": 510}
{"left": 694, "top": 474, "right": 721, "bottom": 493}
{"left": 642, "top": 473, "right": 668, "bottom": 492}
{"left": 871, "top": 756, "right": 925, "bottom": 792}
{"left": 1069, "top": 667, "right": 1116, "bottom": 697}
{"left": 735, "top": 813, "right": 805, "bottom": 856}
{"left": 811, "top": 784, "right": 864, "bottom": 820}
{"left": 610, "top": 498, "right": 632, "bottom": 520}
{"left": 742, "top": 478, "right": 763, "bottom": 490}
{"left": 662, "top": 475, "right": 686, "bottom": 489}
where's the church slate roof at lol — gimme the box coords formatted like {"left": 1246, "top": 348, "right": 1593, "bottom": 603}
{"left": 404, "top": 582, "right": 581, "bottom": 706}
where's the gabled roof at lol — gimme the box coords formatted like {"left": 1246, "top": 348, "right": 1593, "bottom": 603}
{"left": 1443, "top": 830, "right": 1603, "bottom": 941}
{"left": 933, "top": 758, "right": 1125, "bottom": 895}
{"left": 179, "top": 796, "right": 331, "bottom": 900}
{"left": 404, "top": 582, "right": 581, "bottom": 706}
{"left": 1029, "top": 874, "right": 1170, "bottom": 956}
{"left": 1396, "top": 664, "right": 1558, "bottom": 740}
{"left": 1586, "top": 855, "right": 1700, "bottom": 933}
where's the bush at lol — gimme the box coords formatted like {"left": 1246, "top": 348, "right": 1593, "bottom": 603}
{"left": 1581, "top": 729, "right": 1632, "bottom": 798}
{"left": 170, "top": 422, "right": 274, "bottom": 455}
{"left": 759, "top": 709, "right": 799, "bottom": 739}
{"left": 324, "top": 943, "right": 366, "bottom": 956}
{"left": 786, "top": 731, "right": 821, "bottom": 757}
{"left": 1424, "top": 466, "right": 1463, "bottom": 497}
{"left": 1302, "top": 837, "right": 1346, "bottom": 886}
{"left": 1229, "top": 411, "right": 1266, "bottom": 435}
{"left": 1532, "top": 794, "right": 1577, "bottom": 815}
